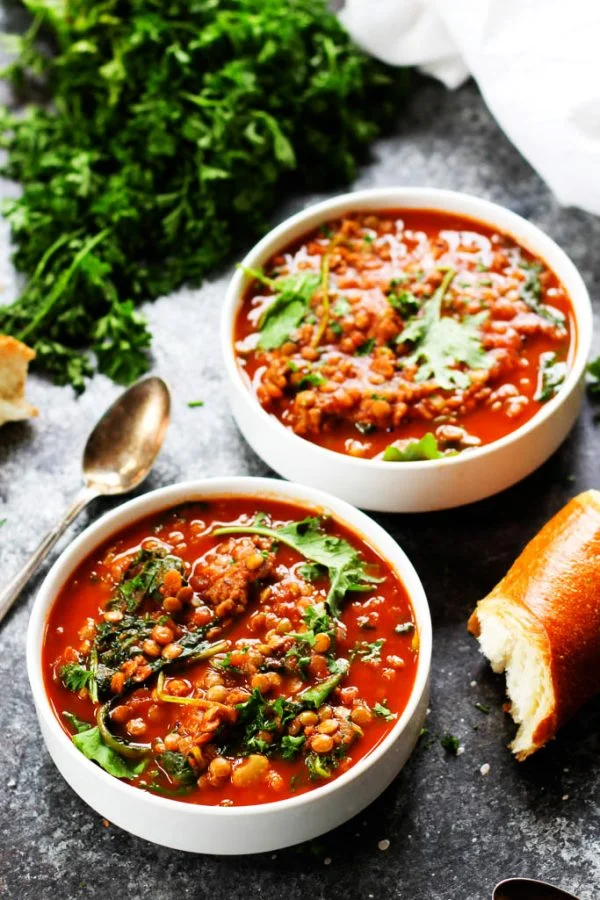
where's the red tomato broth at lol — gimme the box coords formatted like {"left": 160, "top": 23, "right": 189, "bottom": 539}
{"left": 234, "top": 209, "right": 576, "bottom": 459}
{"left": 43, "top": 497, "right": 418, "bottom": 807}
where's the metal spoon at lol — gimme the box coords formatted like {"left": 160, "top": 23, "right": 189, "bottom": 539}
{"left": 0, "top": 376, "right": 171, "bottom": 624}
{"left": 494, "top": 878, "right": 581, "bottom": 900}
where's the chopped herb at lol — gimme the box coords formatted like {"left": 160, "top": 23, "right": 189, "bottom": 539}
{"left": 387, "top": 288, "right": 420, "bottom": 318}
{"left": 588, "top": 357, "right": 600, "bottom": 396}
{"left": 62, "top": 711, "right": 94, "bottom": 734}
{"left": 249, "top": 270, "right": 321, "bottom": 350}
{"left": 297, "top": 371, "right": 326, "bottom": 389}
{"left": 333, "top": 298, "right": 351, "bottom": 316}
{"left": 373, "top": 701, "right": 396, "bottom": 722}
{"left": 351, "top": 638, "right": 385, "bottom": 662}
{"left": 320, "top": 225, "right": 334, "bottom": 239}
{"left": 329, "top": 321, "right": 343, "bottom": 337}
{"left": 397, "top": 269, "right": 491, "bottom": 389}
{"left": 159, "top": 751, "right": 197, "bottom": 786}
{"left": 476, "top": 262, "right": 489, "bottom": 272}
{"left": 474, "top": 703, "right": 490, "bottom": 714}
{"left": 355, "top": 337, "right": 375, "bottom": 356}
{"left": 535, "top": 352, "right": 567, "bottom": 402}
{"left": 0, "top": 519, "right": 6, "bottom": 528}
{"left": 213, "top": 516, "right": 383, "bottom": 618}
{"left": 383, "top": 433, "right": 448, "bottom": 462}
{"left": 59, "top": 663, "right": 95, "bottom": 694}
{"left": 394, "top": 622, "right": 415, "bottom": 634}
{"left": 355, "top": 421, "right": 375, "bottom": 436}
{"left": 520, "top": 264, "right": 565, "bottom": 327}
{"left": 298, "top": 562, "right": 325, "bottom": 583}
{"left": 109, "top": 548, "right": 185, "bottom": 613}
{"left": 305, "top": 746, "right": 346, "bottom": 780}
{"left": 440, "top": 733, "right": 460, "bottom": 755}
{"left": 280, "top": 734, "right": 306, "bottom": 760}
{"left": 363, "top": 234, "right": 374, "bottom": 244}
{"left": 187, "top": 400, "right": 204, "bottom": 408}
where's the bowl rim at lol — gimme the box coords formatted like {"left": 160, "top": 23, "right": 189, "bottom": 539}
{"left": 27, "top": 475, "right": 432, "bottom": 818}
{"left": 221, "top": 186, "right": 593, "bottom": 472}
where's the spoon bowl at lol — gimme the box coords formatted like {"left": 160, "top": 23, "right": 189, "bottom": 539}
{"left": 83, "top": 376, "right": 171, "bottom": 494}
{"left": 0, "top": 376, "right": 171, "bottom": 625}
{"left": 494, "top": 878, "right": 581, "bottom": 900}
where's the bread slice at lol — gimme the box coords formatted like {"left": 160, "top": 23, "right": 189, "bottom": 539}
{"left": 0, "top": 335, "right": 39, "bottom": 426}
{"left": 468, "top": 490, "right": 600, "bottom": 760}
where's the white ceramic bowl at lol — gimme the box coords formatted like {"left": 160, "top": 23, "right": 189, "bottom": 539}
{"left": 27, "top": 477, "right": 431, "bottom": 854}
{"left": 222, "top": 188, "right": 592, "bottom": 512}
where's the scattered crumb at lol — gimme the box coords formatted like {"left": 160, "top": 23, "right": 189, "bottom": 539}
{"left": 271, "top": 854, "right": 277, "bottom": 860}
{"left": 470, "top": 680, "right": 477, "bottom": 687}
{"left": 456, "top": 745, "right": 465, "bottom": 756}
{"left": 378, "top": 839, "right": 390, "bottom": 851}
{"left": 324, "top": 857, "right": 332, "bottom": 866}
{"left": 472, "top": 837, "right": 477, "bottom": 843}
{"left": 562, "top": 795, "right": 570, "bottom": 801}
{"left": 101, "top": 819, "right": 110, "bottom": 828}
{"left": 480, "top": 763, "right": 490, "bottom": 776}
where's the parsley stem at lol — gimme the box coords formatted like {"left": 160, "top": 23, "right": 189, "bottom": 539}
{"left": 431, "top": 268, "right": 457, "bottom": 317}
{"left": 19, "top": 229, "right": 111, "bottom": 342}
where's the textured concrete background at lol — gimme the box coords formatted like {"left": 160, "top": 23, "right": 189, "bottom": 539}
{"left": 1, "top": 76, "right": 599, "bottom": 900}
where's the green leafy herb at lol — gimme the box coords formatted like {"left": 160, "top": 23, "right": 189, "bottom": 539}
{"left": 474, "top": 702, "right": 490, "bottom": 714}
{"left": 188, "top": 400, "right": 205, "bottom": 408}
{"left": 397, "top": 269, "right": 491, "bottom": 389}
{"left": 383, "top": 433, "right": 448, "bottom": 462}
{"left": 355, "top": 337, "right": 375, "bottom": 356}
{"left": 588, "top": 357, "right": 600, "bottom": 396}
{"left": 110, "top": 548, "right": 184, "bottom": 613}
{"left": 0, "top": 1, "right": 407, "bottom": 389}
{"left": 298, "top": 563, "right": 325, "bottom": 583}
{"left": 62, "top": 711, "right": 94, "bottom": 734}
{"left": 373, "top": 700, "right": 396, "bottom": 722}
{"left": 280, "top": 734, "right": 306, "bottom": 760}
{"left": 252, "top": 271, "right": 321, "bottom": 350}
{"left": 520, "top": 263, "right": 565, "bottom": 327}
{"left": 213, "top": 516, "right": 383, "bottom": 618}
{"left": 387, "top": 287, "right": 420, "bottom": 318}
{"left": 305, "top": 746, "right": 346, "bottom": 780}
{"left": 72, "top": 725, "right": 148, "bottom": 779}
{"left": 440, "top": 733, "right": 460, "bottom": 755}
{"left": 333, "top": 298, "right": 351, "bottom": 316}
{"left": 159, "top": 751, "right": 197, "bottom": 786}
{"left": 59, "top": 663, "right": 94, "bottom": 694}
{"left": 0, "top": 519, "right": 6, "bottom": 528}
{"left": 351, "top": 638, "right": 385, "bottom": 662}
{"left": 534, "top": 352, "right": 567, "bottom": 402}
{"left": 297, "top": 371, "right": 326, "bottom": 389}
{"left": 394, "top": 622, "right": 415, "bottom": 634}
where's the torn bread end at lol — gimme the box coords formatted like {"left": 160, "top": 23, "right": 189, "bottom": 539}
{"left": 0, "top": 335, "right": 39, "bottom": 426}
{"left": 469, "top": 600, "right": 555, "bottom": 761}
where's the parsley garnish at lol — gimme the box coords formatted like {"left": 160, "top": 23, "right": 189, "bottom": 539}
{"left": 397, "top": 269, "right": 491, "bottom": 389}
{"left": 351, "top": 638, "right": 385, "bottom": 662}
{"left": 373, "top": 700, "right": 396, "bottom": 722}
{"left": 588, "top": 356, "right": 600, "bottom": 396}
{"left": 0, "top": 2, "right": 404, "bottom": 390}
{"left": 383, "top": 433, "right": 449, "bottom": 462}
{"left": 440, "top": 733, "right": 460, "bottom": 755}
{"left": 188, "top": 400, "right": 204, "bottom": 408}
{"left": 246, "top": 269, "right": 321, "bottom": 350}
{"left": 535, "top": 352, "right": 567, "bottom": 402}
{"left": 355, "top": 337, "right": 375, "bottom": 356}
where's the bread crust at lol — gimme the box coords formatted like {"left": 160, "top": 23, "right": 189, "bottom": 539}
{"left": 468, "top": 490, "right": 600, "bottom": 754}
{"left": 0, "top": 335, "right": 38, "bottom": 425}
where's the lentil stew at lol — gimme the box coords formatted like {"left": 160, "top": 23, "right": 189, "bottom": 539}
{"left": 234, "top": 210, "right": 575, "bottom": 460}
{"left": 44, "top": 497, "right": 418, "bottom": 806}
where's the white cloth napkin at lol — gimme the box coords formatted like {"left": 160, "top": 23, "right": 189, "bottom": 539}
{"left": 340, "top": 0, "right": 600, "bottom": 216}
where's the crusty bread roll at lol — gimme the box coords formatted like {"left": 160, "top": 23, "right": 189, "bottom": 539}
{"left": 468, "top": 490, "right": 600, "bottom": 760}
{"left": 0, "top": 335, "right": 39, "bottom": 426}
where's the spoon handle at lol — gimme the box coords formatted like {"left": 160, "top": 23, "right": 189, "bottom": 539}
{"left": 0, "top": 487, "right": 96, "bottom": 626}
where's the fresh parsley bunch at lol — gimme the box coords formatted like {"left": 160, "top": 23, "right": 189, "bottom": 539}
{"left": 0, "top": 0, "right": 408, "bottom": 391}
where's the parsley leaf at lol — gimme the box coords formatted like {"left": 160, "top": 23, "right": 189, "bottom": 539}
{"left": 373, "top": 700, "right": 396, "bottom": 722}
{"left": 280, "top": 734, "right": 305, "bottom": 760}
{"left": 60, "top": 663, "right": 94, "bottom": 694}
{"left": 383, "top": 433, "right": 448, "bottom": 462}
{"left": 351, "top": 638, "right": 385, "bottom": 662}
{"left": 440, "top": 733, "right": 460, "bottom": 755}
{"left": 397, "top": 270, "right": 491, "bottom": 389}
{"left": 0, "top": 2, "right": 407, "bottom": 390}
{"left": 535, "top": 351, "right": 567, "bottom": 402}
{"left": 588, "top": 356, "right": 600, "bottom": 396}
{"left": 251, "top": 271, "right": 321, "bottom": 350}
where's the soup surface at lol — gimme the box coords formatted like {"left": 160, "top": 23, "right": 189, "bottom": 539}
{"left": 44, "top": 498, "right": 418, "bottom": 806}
{"left": 234, "top": 210, "right": 575, "bottom": 460}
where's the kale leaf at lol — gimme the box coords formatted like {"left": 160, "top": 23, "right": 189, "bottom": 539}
{"left": 71, "top": 724, "right": 148, "bottom": 779}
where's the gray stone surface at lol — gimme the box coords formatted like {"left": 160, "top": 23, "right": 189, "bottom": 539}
{"left": 1, "top": 77, "right": 599, "bottom": 900}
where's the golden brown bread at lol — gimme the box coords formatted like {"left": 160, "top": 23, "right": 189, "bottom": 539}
{"left": 468, "top": 490, "right": 600, "bottom": 759}
{"left": 0, "top": 335, "right": 38, "bottom": 426}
